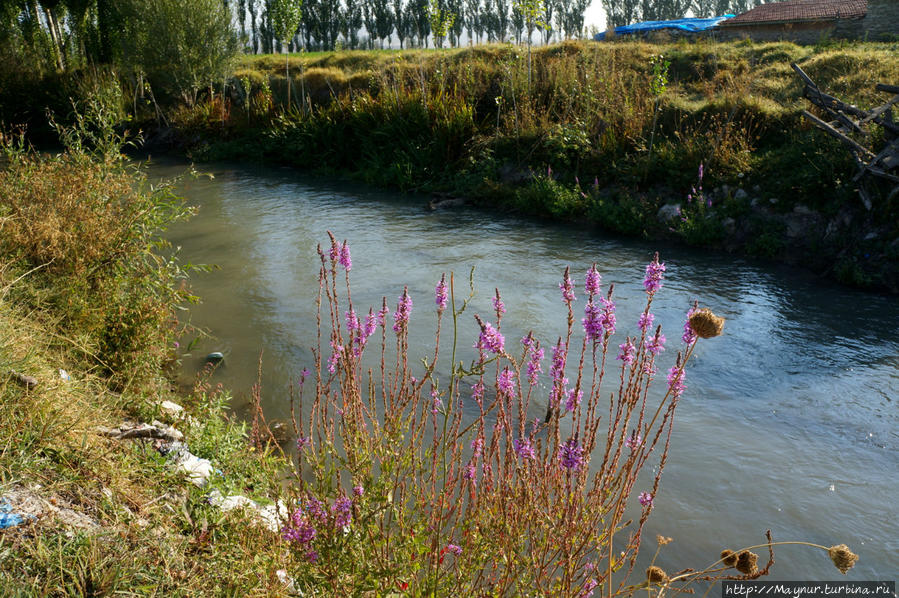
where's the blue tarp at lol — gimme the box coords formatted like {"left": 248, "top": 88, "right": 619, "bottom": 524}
{"left": 594, "top": 15, "right": 734, "bottom": 40}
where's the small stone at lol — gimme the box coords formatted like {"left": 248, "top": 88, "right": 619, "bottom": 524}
{"left": 735, "top": 188, "right": 748, "bottom": 200}
{"left": 793, "top": 204, "right": 814, "bottom": 215}
{"left": 656, "top": 203, "right": 682, "bottom": 223}
{"left": 769, "top": 197, "right": 779, "bottom": 205}
{"left": 722, "top": 184, "right": 730, "bottom": 196}
{"left": 205, "top": 352, "right": 224, "bottom": 364}
{"left": 863, "top": 232, "right": 878, "bottom": 241}
{"left": 59, "top": 369, "right": 71, "bottom": 382}
{"left": 722, "top": 217, "right": 736, "bottom": 234}
{"left": 753, "top": 185, "right": 761, "bottom": 192}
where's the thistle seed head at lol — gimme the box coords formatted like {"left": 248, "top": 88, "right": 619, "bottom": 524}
{"left": 828, "top": 544, "right": 859, "bottom": 574}
{"left": 646, "top": 565, "right": 669, "bottom": 584}
{"left": 735, "top": 550, "right": 759, "bottom": 575}
{"left": 720, "top": 549, "right": 738, "bottom": 567}
{"left": 688, "top": 308, "right": 725, "bottom": 339}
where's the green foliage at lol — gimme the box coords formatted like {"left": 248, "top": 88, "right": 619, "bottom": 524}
{"left": 117, "top": 0, "right": 241, "bottom": 105}
{"left": 428, "top": 0, "right": 456, "bottom": 48}
{"left": 271, "top": 0, "right": 305, "bottom": 44}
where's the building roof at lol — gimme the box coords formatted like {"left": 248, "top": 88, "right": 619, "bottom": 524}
{"left": 719, "top": 0, "right": 867, "bottom": 26}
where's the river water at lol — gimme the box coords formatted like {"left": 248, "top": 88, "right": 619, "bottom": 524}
{"left": 158, "top": 159, "right": 897, "bottom": 582}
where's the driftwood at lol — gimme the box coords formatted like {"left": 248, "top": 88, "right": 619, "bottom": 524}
{"left": 792, "top": 63, "right": 899, "bottom": 205}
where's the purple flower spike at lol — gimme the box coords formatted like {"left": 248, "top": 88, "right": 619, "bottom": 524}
{"left": 332, "top": 496, "right": 353, "bottom": 530}
{"left": 585, "top": 264, "right": 601, "bottom": 297}
{"left": 559, "top": 437, "right": 584, "bottom": 471}
{"left": 565, "top": 387, "right": 583, "bottom": 412}
{"left": 514, "top": 437, "right": 536, "bottom": 460}
{"left": 667, "top": 365, "right": 686, "bottom": 398}
{"left": 475, "top": 315, "right": 505, "bottom": 354}
{"left": 339, "top": 242, "right": 352, "bottom": 271}
{"left": 638, "top": 312, "right": 654, "bottom": 333}
{"left": 492, "top": 289, "right": 506, "bottom": 317}
{"left": 583, "top": 301, "right": 602, "bottom": 341}
{"left": 643, "top": 253, "right": 666, "bottom": 294}
{"left": 682, "top": 306, "right": 698, "bottom": 345}
{"left": 353, "top": 485, "right": 364, "bottom": 497}
{"left": 392, "top": 287, "right": 413, "bottom": 333}
{"left": 617, "top": 339, "right": 636, "bottom": 364}
{"left": 497, "top": 368, "right": 516, "bottom": 396}
{"left": 527, "top": 345, "right": 544, "bottom": 387}
{"left": 435, "top": 274, "right": 448, "bottom": 313}
{"left": 559, "top": 267, "right": 576, "bottom": 304}
{"left": 646, "top": 331, "right": 666, "bottom": 356}
{"left": 638, "top": 491, "right": 653, "bottom": 507}
{"left": 471, "top": 381, "right": 485, "bottom": 403}
{"left": 599, "top": 295, "right": 616, "bottom": 336}
{"left": 446, "top": 543, "right": 462, "bottom": 556}
{"left": 625, "top": 430, "right": 642, "bottom": 451}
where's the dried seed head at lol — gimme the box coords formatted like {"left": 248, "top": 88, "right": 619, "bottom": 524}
{"left": 735, "top": 550, "right": 759, "bottom": 575}
{"left": 688, "top": 308, "right": 725, "bottom": 339}
{"left": 646, "top": 566, "right": 669, "bottom": 584}
{"left": 828, "top": 544, "right": 859, "bottom": 574}
{"left": 657, "top": 535, "right": 673, "bottom": 546}
{"left": 720, "top": 549, "right": 738, "bottom": 567}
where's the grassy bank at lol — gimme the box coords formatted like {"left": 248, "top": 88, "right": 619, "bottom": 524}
{"left": 171, "top": 39, "right": 898, "bottom": 291}
{"left": 0, "top": 137, "right": 292, "bottom": 595}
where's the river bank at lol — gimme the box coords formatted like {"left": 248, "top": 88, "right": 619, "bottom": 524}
{"left": 0, "top": 142, "right": 295, "bottom": 594}
{"left": 149, "top": 39, "right": 896, "bottom": 292}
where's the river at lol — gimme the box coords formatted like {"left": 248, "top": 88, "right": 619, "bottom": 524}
{"left": 158, "top": 159, "right": 897, "bottom": 582}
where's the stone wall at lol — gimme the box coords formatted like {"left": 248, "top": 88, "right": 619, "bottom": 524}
{"left": 715, "top": 0, "right": 899, "bottom": 43}
{"left": 859, "top": 0, "right": 899, "bottom": 40}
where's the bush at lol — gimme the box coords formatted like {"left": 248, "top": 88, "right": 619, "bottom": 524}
{"left": 0, "top": 122, "right": 193, "bottom": 383}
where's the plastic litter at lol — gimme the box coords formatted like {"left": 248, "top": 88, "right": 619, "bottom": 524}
{"left": 0, "top": 498, "right": 30, "bottom": 529}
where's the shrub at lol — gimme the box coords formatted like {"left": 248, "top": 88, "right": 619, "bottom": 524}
{"left": 0, "top": 122, "right": 193, "bottom": 384}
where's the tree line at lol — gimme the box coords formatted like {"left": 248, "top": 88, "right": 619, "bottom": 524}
{"left": 1, "top": 0, "right": 773, "bottom": 70}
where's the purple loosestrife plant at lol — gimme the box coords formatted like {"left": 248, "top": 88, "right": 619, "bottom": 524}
{"left": 285, "top": 233, "right": 716, "bottom": 595}
{"left": 643, "top": 252, "right": 665, "bottom": 294}
{"left": 435, "top": 274, "right": 448, "bottom": 313}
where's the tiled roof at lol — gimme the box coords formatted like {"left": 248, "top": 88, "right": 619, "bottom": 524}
{"left": 719, "top": 0, "right": 867, "bottom": 26}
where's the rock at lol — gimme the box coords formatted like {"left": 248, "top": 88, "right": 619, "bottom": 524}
{"left": 750, "top": 197, "right": 761, "bottom": 208}
{"left": 722, "top": 217, "right": 736, "bottom": 234}
{"left": 656, "top": 203, "right": 682, "bottom": 223}
{"left": 58, "top": 369, "right": 70, "bottom": 382}
{"left": 769, "top": 197, "right": 779, "bottom": 205}
{"left": 864, "top": 232, "right": 878, "bottom": 241}
{"left": 205, "top": 352, "right": 224, "bottom": 365}
{"left": 498, "top": 163, "right": 530, "bottom": 185}
{"left": 753, "top": 185, "right": 761, "bottom": 192}
{"left": 429, "top": 196, "right": 467, "bottom": 210}
{"left": 734, "top": 188, "right": 748, "bottom": 200}
{"left": 721, "top": 184, "right": 730, "bottom": 197}
{"left": 793, "top": 204, "right": 815, "bottom": 216}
